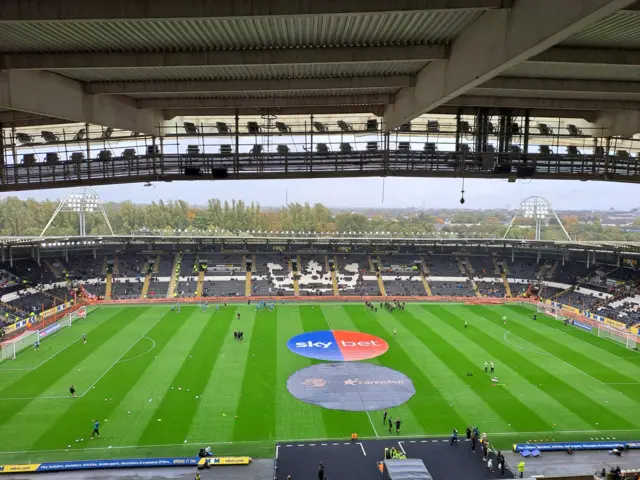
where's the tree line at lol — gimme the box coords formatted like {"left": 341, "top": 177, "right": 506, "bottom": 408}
{"left": 0, "top": 196, "right": 637, "bottom": 242}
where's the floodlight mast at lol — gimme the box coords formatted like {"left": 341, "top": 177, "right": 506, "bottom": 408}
{"left": 503, "top": 196, "right": 571, "bottom": 241}
{"left": 40, "top": 188, "right": 114, "bottom": 237}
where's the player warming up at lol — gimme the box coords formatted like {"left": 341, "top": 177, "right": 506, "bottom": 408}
{"left": 502, "top": 316, "right": 507, "bottom": 325}
{"left": 91, "top": 420, "right": 100, "bottom": 438}
{"left": 82, "top": 334, "right": 87, "bottom": 344}
{"left": 69, "top": 385, "right": 76, "bottom": 397}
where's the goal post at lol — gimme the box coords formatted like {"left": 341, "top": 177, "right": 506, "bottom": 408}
{"left": 69, "top": 305, "right": 87, "bottom": 324}
{"left": 0, "top": 313, "right": 76, "bottom": 361}
{"left": 598, "top": 325, "right": 638, "bottom": 350}
{"left": 536, "top": 301, "right": 559, "bottom": 319}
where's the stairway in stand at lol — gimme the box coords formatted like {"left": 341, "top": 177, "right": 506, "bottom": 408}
{"left": 420, "top": 256, "right": 432, "bottom": 296}
{"left": 245, "top": 271, "right": 252, "bottom": 296}
{"left": 195, "top": 270, "right": 205, "bottom": 297}
{"left": 500, "top": 261, "right": 512, "bottom": 297}
{"left": 105, "top": 272, "right": 113, "bottom": 300}
{"left": 328, "top": 255, "right": 339, "bottom": 296}
{"left": 166, "top": 252, "right": 182, "bottom": 298}
{"left": 290, "top": 257, "right": 300, "bottom": 296}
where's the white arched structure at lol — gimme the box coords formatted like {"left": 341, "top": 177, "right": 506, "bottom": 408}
{"left": 503, "top": 196, "right": 571, "bottom": 241}
{"left": 40, "top": 188, "right": 114, "bottom": 237}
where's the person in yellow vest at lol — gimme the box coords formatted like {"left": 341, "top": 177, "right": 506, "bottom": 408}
{"left": 517, "top": 460, "right": 525, "bottom": 478}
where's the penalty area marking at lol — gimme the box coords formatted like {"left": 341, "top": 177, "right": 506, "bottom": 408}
{"left": 502, "top": 331, "right": 551, "bottom": 356}
{"left": 116, "top": 336, "right": 156, "bottom": 364}
{"left": 0, "top": 318, "right": 162, "bottom": 402}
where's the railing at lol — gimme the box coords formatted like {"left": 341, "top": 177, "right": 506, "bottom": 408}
{"left": 1, "top": 150, "right": 639, "bottom": 191}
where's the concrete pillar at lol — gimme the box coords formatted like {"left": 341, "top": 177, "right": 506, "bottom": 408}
{"left": 36, "top": 246, "right": 40, "bottom": 265}
{"left": 9, "top": 246, "right": 12, "bottom": 267}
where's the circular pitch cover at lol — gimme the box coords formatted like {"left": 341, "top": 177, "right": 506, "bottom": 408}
{"left": 287, "top": 362, "right": 416, "bottom": 411}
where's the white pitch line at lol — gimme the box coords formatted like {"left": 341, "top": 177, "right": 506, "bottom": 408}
{"left": 357, "top": 442, "right": 367, "bottom": 456}
{"left": 115, "top": 336, "right": 156, "bottom": 364}
{"left": 80, "top": 318, "right": 162, "bottom": 396}
{"left": 275, "top": 445, "right": 279, "bottom": 459}
{"left": 397, "top": 441, "right": 406, "bottom": 454}
{"left": 365, "top": 411, "right": 379, "bottom": 438}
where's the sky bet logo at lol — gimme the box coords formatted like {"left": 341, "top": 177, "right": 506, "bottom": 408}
{"left": 287, "top": 330, "right": 388, "bottom": 361}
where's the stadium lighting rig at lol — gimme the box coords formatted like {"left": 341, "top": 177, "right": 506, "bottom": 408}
{"left": 40, "top": 188, "right": 114, "bottom": 237}
{"left": 503, "top": 196, "right": 571, "bottom": 241}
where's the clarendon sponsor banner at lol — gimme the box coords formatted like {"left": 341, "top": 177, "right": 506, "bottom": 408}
{"left": 287, "top": 330, "right": 388, "bottom": 361}
{"left": 513, "top": 441, "right": 637, "bottom": 452}
{"left": 572, "top": 320, "right": 592, "bottom": 332}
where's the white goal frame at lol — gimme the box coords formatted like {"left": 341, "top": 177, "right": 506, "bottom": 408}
{"left": 0, "top": 315, "right": 74, "bottom": 361}
{"left": 536, "top": 302, "right": 559, "bottom": 319}
{"left": 598, "top": 325, "right": 638, "bottom": 350}
{"left": 69, "top": 305, "right": 87, "bottom": 324}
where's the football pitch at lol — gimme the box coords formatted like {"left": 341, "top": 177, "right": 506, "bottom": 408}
{"left": 1, "top": 302, "right": 640, "bottom": 464}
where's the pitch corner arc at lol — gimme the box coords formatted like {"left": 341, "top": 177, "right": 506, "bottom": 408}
{"left": 287, "top": 330, "right": 389, "bottom": 362}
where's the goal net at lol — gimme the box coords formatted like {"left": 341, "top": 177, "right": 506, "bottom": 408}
{"left": 0, "top": 316, "right": 72, "bottom": 361}
{"left": 598, "top": 325, "right": 638, "bottom": 350}
{"left": 69, "top": 305, "right": 87, "bottom": 324}
{"left": 536, "top": 302, "right": 559, "bottom": 319}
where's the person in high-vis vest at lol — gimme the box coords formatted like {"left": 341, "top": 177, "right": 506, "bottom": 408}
{"left": 517, "top": 460, "right": 525, "bottom": 478}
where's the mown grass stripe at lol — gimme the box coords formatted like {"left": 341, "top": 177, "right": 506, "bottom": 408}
{"left": 344, "top": 305, "right": 467, "bottom": 435}
{"left": 276, "top": 306, "right": 328, "bottom": 442}
{"left": 137, "top": 307, "right": 235, "bottom": 445}
{"left": 432, "top": 305, "right": 635, "bottom": 431}
{"left": 415, "top": 305, "right": 592, "bottom": 432}
{"left": 392, "top": 307, "right": 530, "bottom": 433}
{"left": 186, "top": 306, "right": 252, "bottom": 443}
{"left": 232, "top": 307, "right": 278, "bottom": 441}
{"left": 29, "top": 306, "right": 185, "bottom": 451}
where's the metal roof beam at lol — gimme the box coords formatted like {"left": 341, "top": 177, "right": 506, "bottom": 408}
{"left": 383, "top": 0, "right": 635, "bottom": 131}
{"left": 450, "top": 95, "right": 640, "bottom": 110}
{"left": 141, "top": 94, "right": 393, "bottom": 109}
{"left": 2, "top": 45, "right": 445, "bottom": 70}
{"left": 163, "top": 105, "right": 386, "bottom": 119}
{"left": 0, "top": 70, "right": 161, "bottom": 135}
{"left": 87, "top": 76, "right": 414, "bottom": 95}
{"left": 531, "top": 46, "right": 640, "bottom": 65}
{"left": 0, "top": 0, "right": 504, "bottom": 22}
{"left": 480, "top": 77, "right": 640, "bottom": 94}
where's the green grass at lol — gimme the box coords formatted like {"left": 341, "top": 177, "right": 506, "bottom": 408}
{"left": 1, "top": 302, "right": 640, "bottom": 465}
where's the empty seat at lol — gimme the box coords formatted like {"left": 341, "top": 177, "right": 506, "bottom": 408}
{"left": 537, "top": 123, "right": 553, "bottom": 135}
{"left": 99, "top": 127, "right": 113, "bottom": 140}
{"left": 457, "top": 143, "right": 470, "bottom": 153}
{"left": 250, "top": 144, "right": 263, "bottom": 155}
{"left": 70, "top": 152, "right": 85, "bottom": 162}
{"left": 277, "top": 144, "right": 290, "bottom": 154}
{"left": 337, "top": 120, "right": 353, "bottom": 132}
{"left": 98, "top": 150, "right": 112, "bottom": 160}
{"left": 41, "top": 131, "right": 59, "bottom": 143}
{"left": 340, "top": 143, "right": 353, "bottom": 153}
{"left": 22, "top": 154, "right": 36, "bottom": 165}
{"left": 147, "top": 145, "right": 160, "bottom": 156}
{"left": 459, "top": 121, "right": 472, "bottom": 134}
{"left": 275, "top": 122, "right": 290, "bottom": 133}
{"left": 509, "top": 144, "right": 522, "bottom": 153}
{"left": 219, "top": 145, "right": 232, "bottom": 155}
{"left": 398, "top": 142, "right": 410, "bottom": 151}
{"left": 616, "top": 150, "right": 630, "bottom": 158}
{"left": 16, "top": 133, "right": 34, "bottom": 144}
{"left": 45, "top": 152, "right": 60, "bottom": 164}
{"left": 316, "top": 143, "right": 329, "bottom": 153}
{"left": 247, "top": 122, "right": 261, "bottom": 134}
{"left": 122, "top": 148, "right": 137, "bottom": 159}
{"left": 427, "top": 120, "right": 440, "bottom": 133}
{"left": 566, "top": 124, "right": 582, "bottom": 136}
{"left": 313, "top": 122, "right": 327, "bottom": 132}
{"left": 366, "top": 119, "right": 378, "bottom": 131}
{"left": 72, "top": 129, "right": 86, "bottom": 141}
{"left": 566, "top": 146, "right": 580, "bottom": 155}
{"left": 399, "top": 122, "right": 411, "bottom": 132}
{"left": 366, "top": 142, "right": 378, "bottom": 151}
{"left": 186, "top": 145, "right": 200, "bottom": 155}
{"left": 510, "top": 123, "right": 520, "bottom": 135}
{"left": 594, "top": 146, "right": 605, "bottom": 156}
{"left": 486, "top": 145, "right": 496, "bottom": 153}
{"left": 184, "top": 122, "right": 198, "bottom": 134}
{"left": 424, "top": 142, "right": 437, "bottom": 152}
{"left": 539, "top": 145, "right": 553, "bottom": 155}
{"left": 215, "top": 122, "right": 230, "bottom": 134}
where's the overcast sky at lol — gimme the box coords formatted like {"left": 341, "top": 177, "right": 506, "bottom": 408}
{"left": 5, "top": 177, "right": 638, "bottom": 211}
